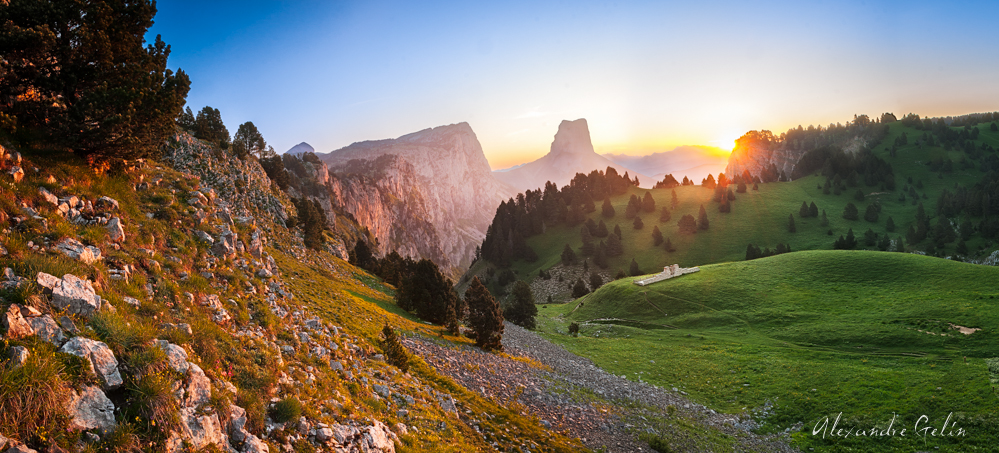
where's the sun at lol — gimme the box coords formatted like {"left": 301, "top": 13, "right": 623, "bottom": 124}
{"left": 709, "top": 131, "right": 743, "bottom": 153}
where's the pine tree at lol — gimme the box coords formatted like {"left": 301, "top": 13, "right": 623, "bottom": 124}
{"left": 698, "top": 204, "right": 710, "bottom": 230}
{"left": 232, "top": 121, "right": 267, "bottom": 159}
{"left": 504, "top": 281, "right": 538, "bottom": 330}
{"left": 753, "top": 182, "right": 759, "bottom": 191}
{"left": 0, "top": 0, "right": 191, "bottom": 159}
{"left": 396, "top": 259, "right": 459, "bottom": 332}
{"left": 843, "top": 203, "right": 859, "bottom": 221}
{"left": 594, "top": 241, "right": 608, "bottom": 268}
{"left": 465, "top": 277, "right": 504, "bottom": 351}
{"left": 613, "top": 224, "right": 623, "bottom": 239}
{"left": 381, "top": 325, "right": 410, "bottom": 373}
{"left": 799, "top": 202, "right": 809, "bottom": 218}
{"left": 561, "top": 244, "right": 577, "bottom": 265}
{"left": 596, "top": 220, "right": 609, "bottom": 237}
{"left": 864, "top": 203, "right": 879, "bottom": 222}
{"left": 633, "top": 216, "right": 644, "bottom": 230}
{"left": 629, "top": 258, "right": 642, "bottom": 276}
{"left": 625, "top": 195, "right": 639, "bottom": 219}
{"left": 671, "top": 189, "right": 679, "bottom": 209}
{"left": 727, "top": 188, "right": 736, "bottom": 201}
{"left": 664, "top": 237, "right": 676, "bottom": 253}
{"left": 820, "top": 209, "right": 829, "bottom": 226}
{"left": 589, "top": 272, "right": 604, "bottom": 292}
{"left": 677, "top": 214, "right": 697, "bottom": 235}
{"left": 737, "top": 181, "right": 747, "bottom": 193}
{"left": 788, "top": 214, "right": 796, "bottom": 233}
{"left": 651, "top": 225, "right": 664, "bottom": 246}
{"left": 642, "top": 191, "right": 656, "bottom": 212}
{"left": 659, "top": 206, "right": 671, "bottom": 223}
{"left": 580, "top": 226, "right": 595, "bottom": 256}
{"left": 571, "top": 278, "right": 590, "bottom": 298}
{"left": 606, "top": 232, "right": 624, "bottom": 257}
{"left": 809, "top": 202, "right": 819, "bottom": 218}
{"left": 602, "top": 197, "right": 615, "bottom": 218}
{"left": 855, "top": 189, "right": 866, "bottom": 202}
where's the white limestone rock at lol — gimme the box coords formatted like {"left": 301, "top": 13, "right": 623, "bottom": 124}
{"left": 60, "top": 336, "right": 123, "bottom": 390}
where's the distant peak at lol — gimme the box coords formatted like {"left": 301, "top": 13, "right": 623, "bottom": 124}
{"left": 550, "top": 118, "right": 594, "bottom": 156}
{"left": 286, "top": 142, "right": 315, "bottom": 155}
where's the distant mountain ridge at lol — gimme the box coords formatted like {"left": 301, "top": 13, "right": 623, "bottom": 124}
{"left": 493, "top": 119, "right": 656, "bottom": 191}
{"left": 285, "top": 142, "right": 315, "bottom": 155}
{"left": 603, "top": 145, "right": 729, "bottom": 183}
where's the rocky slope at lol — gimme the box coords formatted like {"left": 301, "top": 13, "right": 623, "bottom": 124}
{"left": 0, "top": 137, "right": 584, "bottom": 453}
{"left": 317, "top": 123, "right": 513, "bottom": 275}
{"left": 495, "top": 119, "right": 656, "bottom": 191}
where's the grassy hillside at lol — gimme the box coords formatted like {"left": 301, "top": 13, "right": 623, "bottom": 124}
{"left": 466, "top": 119, "right": 999, "bottom": 296}
{"left": 537, "top": 250, "right": 999, "bottom": 452}
{"left": 0, "top": 143, "right": 585, "bottom": 452}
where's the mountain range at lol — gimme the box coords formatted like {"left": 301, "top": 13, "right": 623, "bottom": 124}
{"left": 603, "top": 145, "right": 729, "bottom": 184}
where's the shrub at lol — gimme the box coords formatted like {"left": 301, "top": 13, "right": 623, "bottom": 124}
{"left": 380, "top": 325, "right": 410, "bottom": 373}
{"left": 568, "top": 322, "right": 580, "bottom": 337}
{"left": 270, "top": 397, "right": 303, "bottom": 423}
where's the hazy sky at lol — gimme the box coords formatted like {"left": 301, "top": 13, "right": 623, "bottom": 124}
{"left": 149, "top": 0, "right": 999, "bottom": 170}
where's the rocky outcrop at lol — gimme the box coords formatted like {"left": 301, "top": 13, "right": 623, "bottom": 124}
{"left": 50, "top": 273, "right": 103, "bottom": 317}
{"left": 54, "top": 238, "right": 102, "bottom": 264}
{"left": 163, "top": 132, "right": 292, "bottom": 225}
{"left": 495, "top": 119, "right": 655, "bottom": 192}
{"left": 68, "top": 385, "right": 116, "bottom": 432}
{"left": 60, "top": 337, "right": 123, "bottom": 390}
{"left": 319, "top": 123, "right": 513, "bottom": 273}
{"left": 725, "top": 135, "right": 868, "bottom": 181}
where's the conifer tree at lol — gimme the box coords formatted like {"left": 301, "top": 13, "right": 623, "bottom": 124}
{"left": 642, "top": 191, "right": 656, "bottom": 212}
{"left": 843, "top": 203, "right": 859, "bottom": 220}
{"left": 799, "top": 202, "right": 809, "bottom": 218}
{"left": 594, "top": 241, "right": 608, "bottom": 268}
{"left": 613, "top": 224, "right": 623, "bottom": 239}
{"left": 504, "top": 281, "right": 537, "bottom": 330}
{"left": 589, "top": 271, "right": 604, "bottom": 291}
{"left": 561, "top": 244, "right": 577, "bottom": 265}
{"left": 698, "top": 204, "right": 710, "bottom": 230}
{"left": 864, "top": 203, "right": 879, "bottom": 222}
{"left": 571, "top": 278, "right": 590, "bottom": 298}
{"left": 381, "top": 325, "right": 410, "bottom": 373}
{"left": 465, "top": 277, "right": 504, "bottom": 351}
{"left": 606, "top": 232, "right": 624, "bottom": 257}
{"left": 602, "top": 196, "right": 616, "bottom": 218}
{"left": 633, "top": 216, "right": 644, "bottom": 230}
{"left": 629, "top": 258, "right": 642, "bottom": 276}
{"left": 596, "top": 219, "right": 609, "bottom": 237}
{"left": 788, "top": 214, "right": 796, "bottom": 233}
{"left": 820, "top": 209, "right": 829, "bottom": 226}
{"left": 809, "top": 202, "right": 819, "bottom": 218}
{"left": 677, "top": 214, "right": 697, "bottom": 234}
{"left": 671, "top": 189, "right": 679, "bottom": 209}
{"left": 664, "top": 237, "right": 676, "bottom": 252}
{"left": 651, "top": 225, "right": 664, "bottom": 246}
{"left": 659, "top": 206, "right": 671, "bottom": 223}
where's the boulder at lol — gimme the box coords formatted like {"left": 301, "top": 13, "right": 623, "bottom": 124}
{"left": 54, "top": 238, "right": 102, "bottom": 264}
{"left": 51, "top": 274, "right": 102, "bottom": 317}
{"left": 211, "top": 230, "right": 237, "bottom": 258}
{"left": 95, "top": 196, "right": 119, "bottom": 211}
{"left": 8, "top": 345, "right": 30, "bottom": 367}
{"left": 196, "top": 230, "right": 214, "bottom": 245}
{"left": 2, "top": 304, "right": 34, "bottom": 339}
{"left": 173, "top": 407, "right": 230, "bottom": 452}
{"left": 160, "top": 322, "right": 193, "bottom": 337}
{"left": 248, "top": 232, "right": 264, "bottom": 259}
{"left": 68, "top": 385, "right": 116, "bottom": 432}
{"left": 9, "top": 166, "right": 24, "bottom": 183}
{"left": 58, "top": 315, "right": 79, "bottom": 334}
{"left": 27, "top": 315, "right": 64, "bottom": 345}
{"left": 182, "top": 363, "right": 212, "bottom": 407}
{"left": 3, "top": 441, "right": 37, "bottom": 453}
{"left": 242, "top": 436, "right": 269, "bottom": 453}
{"left": 106, "top": 217, "right": 126, "bottom": 243}
{"left": 2, "top": 268, "right": 14, "bottom": 281}
{"left": 36, "top": 271, "right": 61, "bottom": 290}
{"left": 255, "top": 268, "right": 273, "bottom": 279}
{"left": 364, "top": 420, "right": 397, "bottom": 453}
{"left": 38, "top": 187, "right": 59, "bottom": 206}
{"left": 153, "top": 340, "right": 190, "bottom": 373}
{"left": 59, "top": 336, "right": 123, "bottom": 390}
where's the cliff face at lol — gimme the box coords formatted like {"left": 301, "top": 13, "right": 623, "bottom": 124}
{"left": 726, "top": 136, "right": 868, "bottom": 180}
{"left": 318, "top": 123, "right": 512, "bottom": 274}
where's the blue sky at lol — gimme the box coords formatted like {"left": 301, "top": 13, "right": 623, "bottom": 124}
{"left": 149, "top": 0, "right": 999, "bottom": 169}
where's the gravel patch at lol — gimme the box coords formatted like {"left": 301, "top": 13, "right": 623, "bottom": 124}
{"left": 406, "top": 322, "right": 798, "bottom": 452}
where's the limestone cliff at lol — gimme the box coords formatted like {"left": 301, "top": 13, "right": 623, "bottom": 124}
{"left": 317, "top": 123, "right": 513, "bottom": 275}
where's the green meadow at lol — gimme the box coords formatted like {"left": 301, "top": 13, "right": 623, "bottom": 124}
{"left": 536, "top": 250, "right": 999, "bottom": 451}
